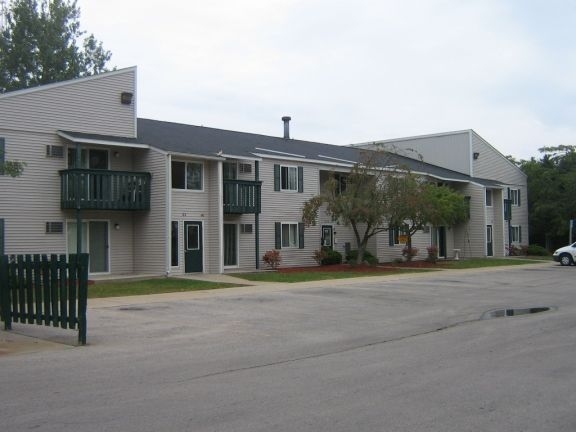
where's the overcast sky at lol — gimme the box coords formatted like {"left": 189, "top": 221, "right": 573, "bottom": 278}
{"left": 77, "top": 0, "right": 575, "bottom": 160}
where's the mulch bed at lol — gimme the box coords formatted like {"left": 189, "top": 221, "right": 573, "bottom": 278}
{"left": 277, "top": 261, "right": 445, "bottom": 273}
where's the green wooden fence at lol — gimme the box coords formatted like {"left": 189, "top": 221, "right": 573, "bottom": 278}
{"left": 0, "top": 253, "right": 89, "bottom": 344}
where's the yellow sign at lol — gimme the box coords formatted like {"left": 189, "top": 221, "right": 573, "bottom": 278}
{"left": 398, "top": 235, "right": 408, "bottom": 244}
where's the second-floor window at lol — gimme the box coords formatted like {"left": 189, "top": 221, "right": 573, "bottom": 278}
{"left": 274, "top": 164, "right": 303, "bottom": 193}
{"left": 510, "top": 189, "right": 521, "bottom": 206}
{"left": 68, "top": 148, "right": 108, "bottom": 169}
{"left": 485, "top": 189, "right": 493, "bottom": 207}
{"left": 281, "top": 166, "right": 298, "bottom": 191}
{"left": 172, "top": 161, "right": 203, "bottom": 190}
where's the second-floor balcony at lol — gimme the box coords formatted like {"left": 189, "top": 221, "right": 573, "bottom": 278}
{"left": 223, "top": 179, "right": 262, "bottom": 214}
{"left": 60, "top": 169, "right": 151, "bottom": 211}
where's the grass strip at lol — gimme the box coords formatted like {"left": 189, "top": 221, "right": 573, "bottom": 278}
{"left": 234, "top": 269, "right": 434, "bottom": 283}
{"left": 88, "top": 278, "right": 242, "bottom": 298}
{"left": 441, "top": 258, "right": 544, "bottom": 269}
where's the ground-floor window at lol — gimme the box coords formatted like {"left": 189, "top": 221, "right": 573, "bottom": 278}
{"left": 275, "top": 222, "right": 304, "bottom": 249}
{"left": 511, "top": 225, "right": 522, "bottom": 243}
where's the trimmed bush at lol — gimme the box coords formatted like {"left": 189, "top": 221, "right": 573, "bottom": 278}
{"left": 321, "top": 249, "right": 343, "bottom": 265}
{"left": 346, "top": 249, "right": 378, "bottom": 265}
{"left": 526, "top": 244, "right": 550, "bottom": 256}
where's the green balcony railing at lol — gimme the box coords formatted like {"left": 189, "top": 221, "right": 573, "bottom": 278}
{"left": 60, "top": 169, "right": 151, "bottom": 211}
{"left": 223, "top": 179, "right": 262, "bottom": 214}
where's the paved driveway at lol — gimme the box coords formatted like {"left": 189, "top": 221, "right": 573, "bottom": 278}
{"left": 1, "top": 263, "right": 575, "bottom": 431}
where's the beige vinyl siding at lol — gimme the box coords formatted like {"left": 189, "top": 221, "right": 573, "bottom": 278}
{"left": 259, "top": 159, "right": 319, "bottom": 268}
{"left": 472, "top": 132, "right": 528, "bottom": 251}
{"left": 169, "top": 159, "right": 220, "bottom": 274}
{"left": 0, "top": 68, "right": 136, "bottom": 138}
{"left": 0, "top": 131, "right": 67, "bottom": 254}
{"left": 133, "top": 148, "right": 167, "bottom": 275}
{"left": 362, "top": 131, "right": 472, "bottom": 175}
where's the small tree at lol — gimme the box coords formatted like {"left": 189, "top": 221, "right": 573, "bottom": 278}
{"left": 302, "top": 149, "right": 400, "bottom": 264}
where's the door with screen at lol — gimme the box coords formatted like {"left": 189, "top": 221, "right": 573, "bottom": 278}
{"left": 184, "top": 221, "right": 203, "bottom": 272}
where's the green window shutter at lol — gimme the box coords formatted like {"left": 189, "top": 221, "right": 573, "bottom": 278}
{"left": 298, "top": 222, "right": 304, "bottom": 249}
{"left": 275, "top": 222, "right": 282, "bottom": 249}
{"left": 274, "top": 164, "right": 280, "bottom": 191}
{"left": 0, "top": 138, "right": 5, "bottom": 176}
{"left": 0, "top": 219, "right": 4, "bottom": 255}
{"left": 389, "top": 228, "right": 394, "bottom": 246}
{"left": 519, "top": 226, "right": 522, "bottom": 243}
{"left": 298, "top": 166, "right": 304, "bottom": 193}
{"left": 518, "top": 190, "right": 521, "bottom": 206}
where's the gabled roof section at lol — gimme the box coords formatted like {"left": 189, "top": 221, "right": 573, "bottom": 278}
{"left": 60, "top": 118, "right": 498, "bottom": 187}
{"left": 0, "top": 67, "right": 137, "bottom": 100}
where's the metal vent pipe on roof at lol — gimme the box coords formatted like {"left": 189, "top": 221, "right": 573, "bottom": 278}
{"left": 282, "top": 116, "right": 291, "bottom": 139}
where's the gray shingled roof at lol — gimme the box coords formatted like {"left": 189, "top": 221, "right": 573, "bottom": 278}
{"left": 60, "top": 118, "right": 503, "bottom": 187}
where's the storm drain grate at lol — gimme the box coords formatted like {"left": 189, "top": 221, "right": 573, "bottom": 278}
{"left": 481, "top": 306, "right": 557, "bottom": 320}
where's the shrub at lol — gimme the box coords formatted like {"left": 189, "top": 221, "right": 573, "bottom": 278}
{"left": 426, "top": 245, "right": 438, "bottom": 263}
{"left": 262, "top": 250, "right": 281, "bottom": 269}
{"left": 402, "top": 246, "right": 419, "bottom": 261}
{"left": 526, "top": 244, "right": 550, "bottom": 256}
{"left": 346, "top": 249, "right": 378, "bottom": 265}
{"left": 506, "top": 244, "right": 522, "bottom": 256}
{"left": 312, "top": 248, "right": 327, "bottom": 265}
{"left": 321, "top": 249, "right": 343, "bottom": 265}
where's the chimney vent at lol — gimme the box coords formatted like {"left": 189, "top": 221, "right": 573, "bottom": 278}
{"left": 282, "top": 116, "right": 291, "bottom": 139}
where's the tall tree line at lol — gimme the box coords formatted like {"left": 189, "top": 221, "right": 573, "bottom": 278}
{"left": 518, "top": 145, "right": 576, "bottom": 250}
{"left": 0, "top": 0, "right": 112, "bottom": 93}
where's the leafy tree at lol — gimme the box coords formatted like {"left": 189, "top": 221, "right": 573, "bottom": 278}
{"left": 519, "top": 145, "right": 576, "bottom": 250}
{"left": 0, "top": 0, "right": 112, "bottom": 93}
{"left": 302, "top": 148, "right": 469, "bottom": 264}
{"left": 385, "top": 174, "right": 468, "bottom": 259}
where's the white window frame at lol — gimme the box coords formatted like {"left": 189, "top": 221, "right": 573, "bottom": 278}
{"left": 485, "top": 189, "right": 493, "bottom": 207}
{"left": 280, "top": 165, "right": 298, "bottom": 192}
{"left": 511, "top": 225, "right": 521, "bottom": 243}
{"left": 281, "top": 222, "right": 299, "bottom": 248}
{"left": 172, "top": 160, "right": 204, "bottom": 191}
{"left": 510, "top": 189, "right": 520, "bottom": 206}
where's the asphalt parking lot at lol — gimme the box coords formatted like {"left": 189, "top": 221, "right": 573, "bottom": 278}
{"left": 1, "top": 262, "right": 575, "bottom": 432}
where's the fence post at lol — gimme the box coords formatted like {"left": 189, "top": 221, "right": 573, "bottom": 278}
{"left": 0, "top": 255, "right": 11, "bottom": 330}
{"left": 77, "top": 253, "right": 89, "bottom": 345}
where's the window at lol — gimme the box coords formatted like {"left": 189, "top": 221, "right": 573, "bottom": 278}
{"left": 68, "top": 148, "right": 108, "bottom": 169}
{"left": 389, "top": 226, "right": 408, "bottom": 246}
{"left": 223, "top": 162, "right": 237, "bottom": 180}
{"left": 172, "top": 161, "right": 203, "bottom": 190}
{"left": 485, "top": 189, "right": 493, "bottom": 207}
{"left": 281, "top": 166, "right": 298, "bottom": 191}
{"left": 275, "top": 222, "right": 304, "bottom": 249}
{"left": 171, "top": 221, "right": 179, "bottom": 266}
{"left": 510, "top": 189, "right": 521, "bottom": 206}
{"left": 511, "top": 225, "right": 522, "bottom": 243}
{"left": 274, "top": 164, "right": 303, "bottom": 192}
{"left": 282, "top": 223, "right": 299, "bottom": 247}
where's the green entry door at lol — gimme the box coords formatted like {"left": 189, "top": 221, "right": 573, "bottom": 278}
{"left": 184, "top": 221, "right": 203, "bottom": 273}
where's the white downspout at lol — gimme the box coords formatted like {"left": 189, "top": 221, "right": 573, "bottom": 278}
{"left": 218, "top": 160, "right": 224, "bottom": 274}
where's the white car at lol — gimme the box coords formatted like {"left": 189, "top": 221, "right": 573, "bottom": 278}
{"left": 553, "top": 243, "right": 576, "bottom": 266}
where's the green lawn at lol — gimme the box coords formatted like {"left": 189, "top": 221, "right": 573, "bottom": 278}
{"left": 87, "top": 258, "right": 549, "bottom": 297}
{"left": 234, "top": 268, "right": 434, "bottom": 283}
{"left": 441, "top": 257, "right": 547, "bottom": 269}
{"left": 88, "top": 278, "right": 242, "bottom": 298}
